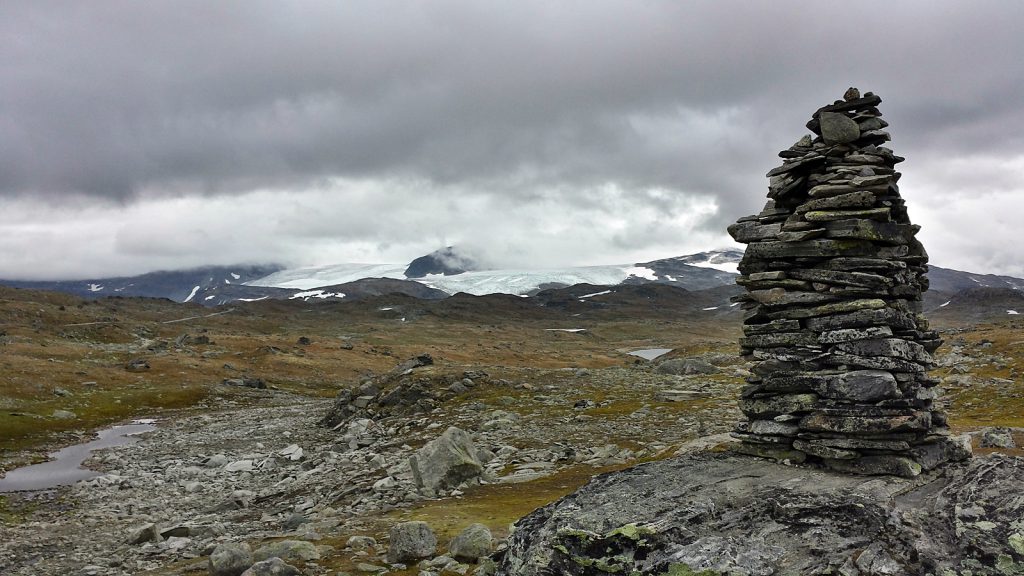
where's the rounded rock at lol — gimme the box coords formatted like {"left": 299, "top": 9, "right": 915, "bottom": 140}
{"left": 449, "top": 523, "right": 493, "bottom": 562}
{"left": 209, "top": 542, "right": 254, "bottom": 576}
{"left": 387, "top": 521, "right": 437, "bottom": 564}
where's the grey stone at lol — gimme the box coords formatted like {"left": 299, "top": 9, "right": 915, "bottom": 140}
{"left": 240, "top": 558, "right": 301, "bottom": 576}
{"left": 449, "top": 523, "right": 493, "bottom": 562}
{"left": 748, "top": 419, "right": 800, "bottom": 437}
{"left": 387, "top": 521, "right": 438, "bottom": 564}
{"left": 346, "top": 535, "right": 377, "bottom": 551}
{"left": 799, "top": 411, "right": 930, "bottom": 435}
{"left": 409, "top": 426, "right": 484, "bottom": 496}
{"left": 823, "top": 455, "right": 922, "bottom": 478}
{"left": 739, "top": 394, "right": 819, "bottom": 418}
{"left": 817, "top": 326, "right": 893, "bottom": 344}
{"left": 209, "top": 542, "right": 254, "bottom": 576}
{"left": 814, "top": 370, "right": 900, "bottom": 402}
{"left": 252, "top": 540, "right": 319, "bottom": 562}
{"left": 819, "top": 112, "right": 861, "bottom": 144}
{"left": 126, "top": 523, "right": 159, "bottom": 545}
{"left": 792, "top": 439, "right": 858, "bottom": 460}
{"left": 981, "top": 427, "right": 1016, "bottom": 449}
{"left": 796, "top": 191, "right": 877, "bottom": 213}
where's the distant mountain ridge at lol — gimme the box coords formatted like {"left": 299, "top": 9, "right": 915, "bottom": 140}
{"left": 0, "top": 265, "right": 282, "bottom": 303}
{"left": 1, "top": 249, "right": 1021, "bottom": 314}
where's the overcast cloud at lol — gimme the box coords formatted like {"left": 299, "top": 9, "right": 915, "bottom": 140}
{"left": 2, "top": 1, "right": 1023, "bottom": 280}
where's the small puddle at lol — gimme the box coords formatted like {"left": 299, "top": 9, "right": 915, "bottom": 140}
{"left": 0, "top": 420, "right": 156, "bottom": 492}
{"left": 628, "top": 348, "right": 673, "bottom": 361}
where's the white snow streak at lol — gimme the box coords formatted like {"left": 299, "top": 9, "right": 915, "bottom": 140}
{"left": 183, "top": 285, "right": 200, "bottom": 302}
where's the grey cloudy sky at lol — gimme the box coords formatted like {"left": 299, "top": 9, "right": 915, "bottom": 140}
{"left": 2, "top": 1, "right": 1023, "bottom": 280}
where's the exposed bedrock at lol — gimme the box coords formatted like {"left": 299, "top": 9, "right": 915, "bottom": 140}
{"left": 496, "top": 451, "right": 1024, "bottom": 576}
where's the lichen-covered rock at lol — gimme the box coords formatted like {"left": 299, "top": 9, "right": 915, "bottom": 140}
{"left": 252, "top": 539, "right": 319, "bottom": 563}
{"left": 240, "top": 557, "right": 301, "bottom": 576}
{"left": 209, "top": 542, "right": 254, "bottom": 576}
{"left": 387, "top": 521, "right": 437, "bottom": 564}
{"left": 496, "top": 451, "right": 1024, "bottom": 575}
{"left": 409, "top": 426, "right": 484, "bottom": 496}
{"left": 449, "top": 523, "right": 493, "bottom": 562}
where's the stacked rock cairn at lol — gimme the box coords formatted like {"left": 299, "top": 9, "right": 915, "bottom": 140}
{"left": 728, "top": 88, "right": 970, "bottom": 478}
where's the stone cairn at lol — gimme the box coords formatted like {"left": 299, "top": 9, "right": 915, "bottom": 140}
{"left": 728, "top": 88, "right": 970, "bottom": 478}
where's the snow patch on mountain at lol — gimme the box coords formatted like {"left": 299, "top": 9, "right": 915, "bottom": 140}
{"left": 247, "top": 263, "right": 407, "bottom": 290}
{"left": 183, "top": 285, "right": 200, "bottom": 302}
{"left": 624, "top": 266, "right": 657, "bottom": 281}
{"left": 289, "top": 290, "right": 346, "bottom": 300}
{"left": 417, "top": 265, "right": 642, "bottom": 295}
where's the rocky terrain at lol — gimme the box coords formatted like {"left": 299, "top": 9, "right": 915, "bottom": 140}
{"left": 1, "top": 271, "right": 1023, "bottom": 575}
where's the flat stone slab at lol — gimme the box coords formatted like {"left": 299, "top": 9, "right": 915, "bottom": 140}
{"left": 497, "top": 450, "right": 1024, "bottom": 575}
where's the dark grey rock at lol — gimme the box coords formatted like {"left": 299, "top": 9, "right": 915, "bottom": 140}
{"left": 819, "top": 112, "right": 861, "bottom": 144}
{"left": 497, "top": 451, "right": 1019, "bottom": 576}
{"left": 252, "top": 540, "right": 319, "bottom": 563}
{"left": 240, "top": 558, "right": 301, "bottom": 576}
{"left": 981, "top": 427, "right": 1016, "bottom": 449}
{"left": 126, "top": 523, "right": 159, "bottom": 545}
{"left": 814, "top": 370, "right": 900, "bottom": 402}
{"left": 387, "top": 521, "right": 437, "bottom": 564}
{"left": 449, "top": 523, "right": 493, "bottom": 562}
{"left": 409, "top": 426, "right": 484, "bottom": 496}
{"left": 209, "top": 542, "right": 254, "bottom": 576}
{"left": 739, "top": 393, "right": 819, "bottom": 418}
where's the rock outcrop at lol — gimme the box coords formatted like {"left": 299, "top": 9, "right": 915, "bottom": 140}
{"left": 728, "top": 88, "right": 969, "bottom": 476}
{"left": 496, "top": 451, "right": 1024, "bottom": 575}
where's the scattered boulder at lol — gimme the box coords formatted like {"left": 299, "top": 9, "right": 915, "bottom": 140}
{"left": 391, "top": 353, "right": 434, "bottom": 375}
{"left": 346, "top": 535, "right": 377, "bottom": 551}
{"left": 240, "top": 557, "right": 301, "bottom": 576}
{"left": 126, "top": 523, "right": 159, "bottom": 545}
{"left": 409, "top": 426, "right": 484, "bottom": 496}
{"left": 125, "top": 358, "right": 150, "bottom": 372}
{"left": 51, "top": 409, "right": 77, "bottom": 420}
{"left": 387, "top": 521, "right": 437, "bottom": 564}
{"left": 252, "top": 540, "right": 319, "bottom": 563}
{"left": 296, "top": 336, "right": 311, "bottom": 346}
{"left": 449, "top": 523, "right": 493, "bottom": 562}
{"left": 209, "top": 542, "right": 253, "bottom": 576}
{"left": 981, "top": 427, "right": 1016, "bottom": 449}
{"left": 223, "top": 377, "right": 267, "bottom": 389}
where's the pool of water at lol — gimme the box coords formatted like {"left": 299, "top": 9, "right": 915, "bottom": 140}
{"left": 628, "top": 348, "right": 673, "bottom": 361}
{"left": 0, "top": 421, "right": 156, "bottom": 492}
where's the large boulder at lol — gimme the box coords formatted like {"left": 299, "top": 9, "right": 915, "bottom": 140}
{"left": 497, "top": 450, "right": 1024, "bottom": 575}
{"left": 240, "top": 558, "right": 301, "bottom": 576}
{"left": 449, "top": 523, "right": 493, "bottom": 562}
{"left": 252, "top": 540, "right": 319, "bottom": 563}
{"left": 409, "top": 426, "right": 484, "bottom": 496}
{"left": 387, "top": 521, "right": 438, "bottom": 564}
{"left": 209, "top": 542, "right": 253, "bottom": 576}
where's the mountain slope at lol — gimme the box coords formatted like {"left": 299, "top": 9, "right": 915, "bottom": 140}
{"left": 0, "top": 265, "right": 282, "bottom": 302}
